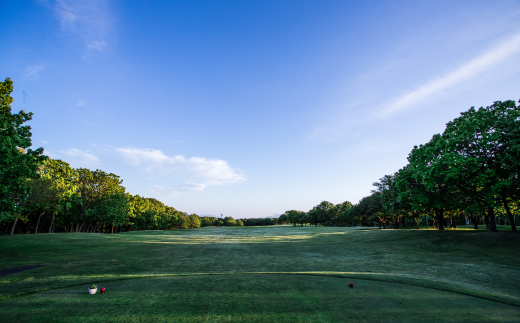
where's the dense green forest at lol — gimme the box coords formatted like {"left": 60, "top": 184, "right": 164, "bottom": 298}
{"left": 279, "top": 100, "right": 520, "bottom": 232}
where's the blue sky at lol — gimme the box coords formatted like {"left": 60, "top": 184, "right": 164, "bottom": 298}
{"left": 2, "top": 0, "right": 520, "bottom": 218}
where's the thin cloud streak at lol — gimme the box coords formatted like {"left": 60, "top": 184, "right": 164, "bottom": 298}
{"left": 39, "top": 0, "right": 113, "bottom": 55}
{"left": 45, "top": 148, "right": 101, "bottom": 169}
{"left": 87, "top": 40, "right": 107, "bottom": 52}
{"left": 146, "top": 182, "right": 207, "bottom": 197}
{"left": 24, "top": 65, "right": 45, "bottom": 80}
{"left": 147, "top": 185, "right": 183, "bottom": 197}
{"left": 54, "top": 0, "right": 79, "bottom": 27}
{"left": 62, "top": 148, "right": 101, "bottom": 168}
{"left": 376, "top": 32, "right": 520, "bottom": 117}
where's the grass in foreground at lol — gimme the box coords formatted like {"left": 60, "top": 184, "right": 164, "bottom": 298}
{"left": 0, "top": 226, "right": 519, "bottom": 322}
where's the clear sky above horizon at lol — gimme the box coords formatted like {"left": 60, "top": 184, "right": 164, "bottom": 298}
{"left": 2, "top": 0, "right": 520, "bottom": 218}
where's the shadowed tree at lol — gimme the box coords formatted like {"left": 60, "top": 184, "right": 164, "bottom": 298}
{"left": 283, "top": 210, "right": 303, "bottom": 226}
{"left": 25, "top": 159, "right": 77, "bottom": 233}
{"left": 407, "top": 135, "right": 460, "bottom": 230}
{"left": 439, "top": 100, "right": 520, "bottom": 232}
{"left": 315, "top": 201, "right": 335, "bottom": 226}
{"left": 189, "top": 214, "right": 201, "bottom": 228}
{"left": 72, "top": 168, "right": 125, "bottom": 232}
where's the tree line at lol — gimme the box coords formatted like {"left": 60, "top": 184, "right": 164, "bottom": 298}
{"left": 278, "top": 201, "right": 354, "bottom": 227}
{"left": 279, "top": 100, "right": 519, "bottom": 232}
{"left": 0, "top": 149, "right": 208, "bottom": 234}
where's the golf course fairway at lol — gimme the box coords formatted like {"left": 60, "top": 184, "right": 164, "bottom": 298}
{"left": 1, "top": 226, "right": 519, "bottom": 322}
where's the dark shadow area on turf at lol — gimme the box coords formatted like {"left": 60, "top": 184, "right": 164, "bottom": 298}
{"left": 0, "top": 266, "right": 43, "bottom": 277}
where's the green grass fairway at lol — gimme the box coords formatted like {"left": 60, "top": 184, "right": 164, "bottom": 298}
{"left": 1, "top": 226, "right": 519, "bottom": 322}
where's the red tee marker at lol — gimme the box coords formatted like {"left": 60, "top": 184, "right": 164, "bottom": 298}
{"left": 100, "top": 288, "right": 106, "bottom": 293}
{"left": 349, "top": 282, "right": 354, "bottom": 288}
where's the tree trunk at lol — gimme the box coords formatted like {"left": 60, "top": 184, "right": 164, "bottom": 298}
{"left": 9, "top": 216, "right": 20, "bottom": 235}
{"left": 49, "top": 214, "right": 55, "bottom": 233}
{"left": 434, "top": 209, "right": 444, "bottom": 230}
{"left": 486, "top": 207, "right": 498, "bottom": 232}
{"left": 501, "top": 194, "right": 517, "bottom": 233}
{"left": 79, "top": 221, "right": 86, "bottom": 233}
{"left": 24, "top": 220, "right": 31, "bottom": 234}
{"left": 35, "top": 211, "right": 45, "bottom": 234}
{"left": 468, "top": 213, "right": 479, "bottom": 229}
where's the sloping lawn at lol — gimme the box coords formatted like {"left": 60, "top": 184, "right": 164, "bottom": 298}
{"left": 1, "top": 226, "right": 519, "bottom": 322}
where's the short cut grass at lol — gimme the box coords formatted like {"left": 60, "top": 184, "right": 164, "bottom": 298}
{"left": 1, "top": 225, "right": 519, "bottom": 322}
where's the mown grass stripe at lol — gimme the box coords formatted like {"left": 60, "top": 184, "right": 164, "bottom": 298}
{"left": 2, "top": 271, "right": 519, "bottom": 308}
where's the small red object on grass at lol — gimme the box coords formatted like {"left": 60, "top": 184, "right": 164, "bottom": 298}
{"left": 101, "top": 288, "right": 106, "bottom": 293}
{"left": 349, "top": 282, "right": 354, "bottom": 288}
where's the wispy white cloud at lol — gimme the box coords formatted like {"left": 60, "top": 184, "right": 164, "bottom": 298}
{"left": 376, "top": 32, "right": 520, "bottom": 117}
{"left": 146, "top": 182, "right": 208, "bottom": 197}
{"left": 147, "top": 185, "right": 183, "bottom": 197}
{"left": 24, "top": 65, "right": 45, "bottom": 81}
{"left": 76, "top": 100, "right": 87, "bottom": 106}
{"left": 40, "top": 0, "right": 113, "bottom": 56}
{"left": 61, "top": 148, "right": 100, "bottom": 168}
{"left": 54, "top": 0, "right": 78, "bottom": 27}
{"left": 41, "top": 140, "right": 50, "bottom": 144}
{"left": 87, "top": 40, "right": 107, "bottom": 52}
{"left": 116, "top": 148, "right": 246, "bottom": 191}
{"left": 183, "top": 183, "right": 207, "bottom": 191}
{"left": 349, "top": 140, "right": 402, "bottom": 156}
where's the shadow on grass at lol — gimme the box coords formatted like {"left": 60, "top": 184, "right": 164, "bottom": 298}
{"left": 0, "top": 266, "right": 43, "bottom": 277}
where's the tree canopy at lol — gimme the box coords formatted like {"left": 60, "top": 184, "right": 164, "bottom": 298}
{"left": 0, "top": 77, "right": 45, "bottom": 232}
